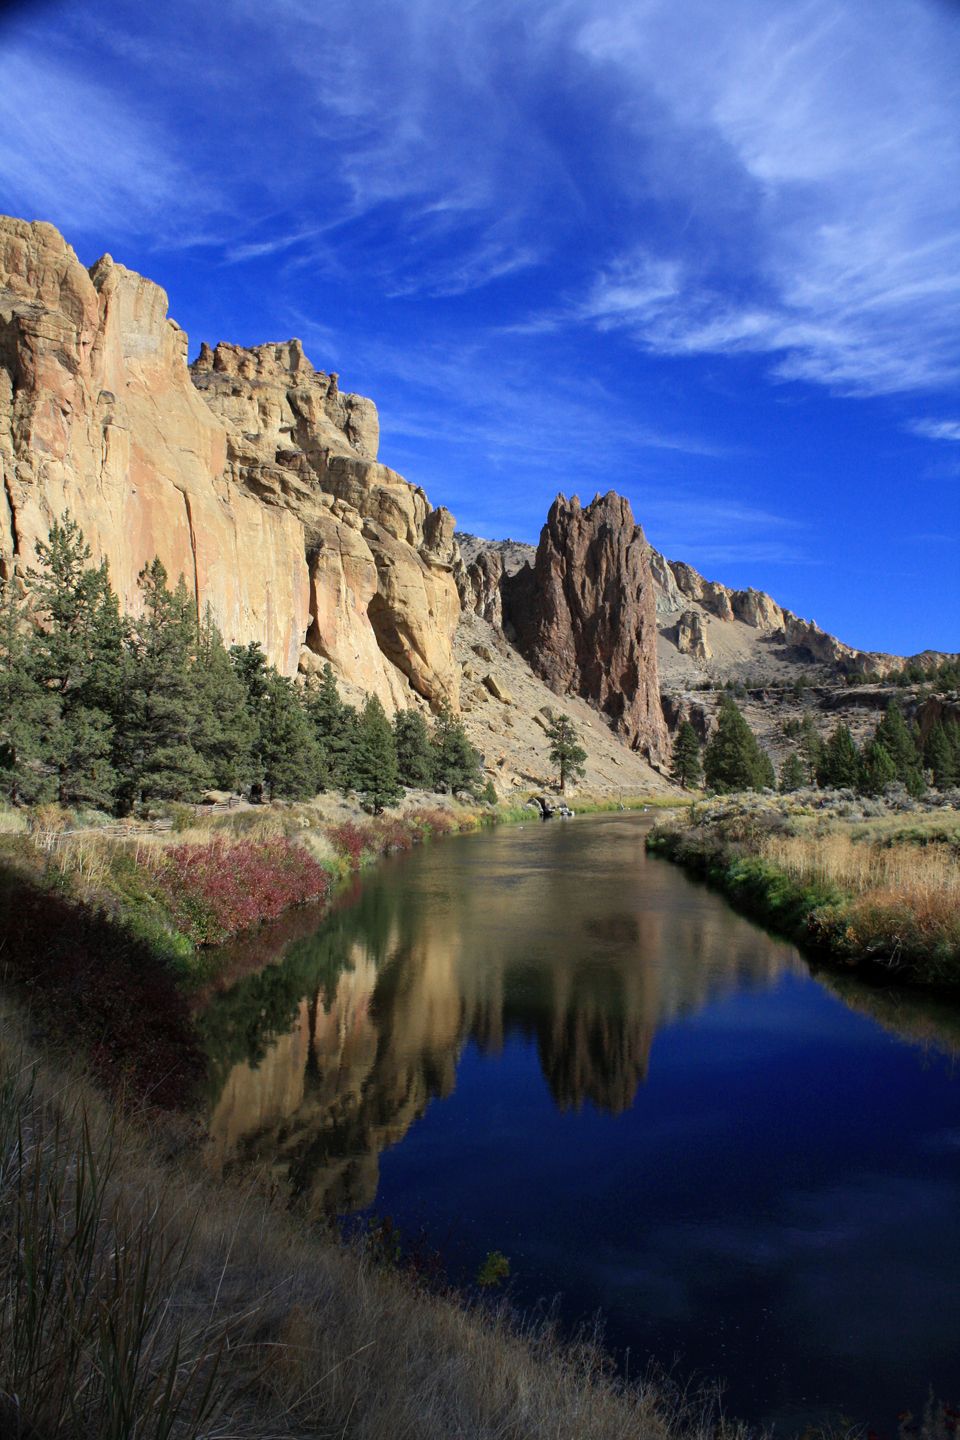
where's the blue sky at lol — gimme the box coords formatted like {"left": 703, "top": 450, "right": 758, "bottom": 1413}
{"left": 1, "top": 0, "right": 958, "bottom": 655}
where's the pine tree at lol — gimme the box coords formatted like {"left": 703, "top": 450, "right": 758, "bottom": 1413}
{"left": 258, "top": 671, "right": 323, "bottom": 800}
{"left": 816, "top": 723, "right": 860, "bottom": 789}
{"left": 925, "top": 721, "right": 959, "bottom": 790}
{"left": 703, "top": 696, "right": 773, "bottom": 793}
{"left": 305, "top": 663, "right": 357, "bottom": 788}
{"left": 193, "top": 609, "right": 257, "bottom": 792}
{"left": 873, "top": 700, "right": 925, "bottom": 795}
{"left": 797, "top": 713, "right": 824, "bottom": 785}
{"left": 28, "top": 515, "right": 123, "bottom": 808}
{"left": 858, "top": 738, "right": 897, "bottom": 796}
{"left": 779, "top": 751, "right": 806, "bottom": 793}
{"left": 393, "top": 708, "right": 435, "bottom": 789}
{"left": 0, "top": 575, "right": 59, "bottom": 804}
{"left": 432, "top": 702, "right": 482, "bottom": 794}
{"left": 670, "top": 721, "right": 702, "bottom": 790}
{"left": 546, "top": 714, "right": 587, "bottom": 792}
{"left": 117, "top": 561, "right": 210, "bottom": 807}
{"left": 353, "top": 695, "right": 401, "bottom": 812}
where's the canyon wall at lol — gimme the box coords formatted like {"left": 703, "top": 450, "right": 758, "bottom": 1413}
{"left": 0, "top": 217, "right": 459, "bottom": 712}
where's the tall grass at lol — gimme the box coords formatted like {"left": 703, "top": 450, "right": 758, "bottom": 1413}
{"left": 0, "top": 1056, "right": 228, "bottom": 1440}
{"left": 648, "top": 798, "right": 960, "bottom": 984}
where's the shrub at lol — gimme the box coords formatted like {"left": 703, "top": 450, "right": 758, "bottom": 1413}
{"left": 326, "top": 821, "right": 368, "bottom": 868}
{"left": 154, "top": 838, "right": 330, "bottom": 945}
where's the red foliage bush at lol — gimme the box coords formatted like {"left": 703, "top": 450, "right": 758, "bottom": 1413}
{"left": 155, "top": 838, "right": 331, "bottom": 945}
{"left": 327, "top": 821, "right": 369, "bottom": 868}
{"left": 370, "top": 817, "right": 416, "bottom": 855}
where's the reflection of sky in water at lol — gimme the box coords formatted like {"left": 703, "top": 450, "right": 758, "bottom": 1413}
{"left": 200, "top": 817, "right": 960, "bottom": 1429}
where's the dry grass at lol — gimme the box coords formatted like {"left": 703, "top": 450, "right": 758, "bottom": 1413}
{"left": 0, "top": 1007, "right": 739, "bottom": 1440}
{"left": 762, "top": 831, "right": 960, "bottom": 907}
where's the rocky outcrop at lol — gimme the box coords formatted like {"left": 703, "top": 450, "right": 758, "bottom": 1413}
{"left": 0, "top": 217, "right": 460, "bottom": 712}
{"left": 502, "top": 493, "right": 668, "bottom": 763}
{"left": 676, "top": 609, "right": 710, "bottom": 661}
{"left": 651, "top": 544, "right": 918, "bottom": 680}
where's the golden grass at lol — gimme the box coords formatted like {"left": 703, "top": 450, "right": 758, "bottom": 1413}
{"left": 0, "top": 1005, "right": 738, "bottom": 1440}
{"left": 761, "top": 831, "right": 960, "bottom": 908}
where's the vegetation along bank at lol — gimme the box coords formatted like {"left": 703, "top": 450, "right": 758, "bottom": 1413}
{"left": 647, "top": 791, "right": 960, "bottom": 987}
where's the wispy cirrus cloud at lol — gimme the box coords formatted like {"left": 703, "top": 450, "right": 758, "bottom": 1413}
{"left": 567, "top": 0, "right": 960, "bottom": 396}
{"left": 0, "top": 46, "right": 203, "bottom": 238}
{"left": 908, "top": 419, "right": 960, "bottom": 443}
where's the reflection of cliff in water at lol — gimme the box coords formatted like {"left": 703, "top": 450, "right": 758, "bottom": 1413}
{"left": 200, "top": 834, "right": 799, "bottom": 1214}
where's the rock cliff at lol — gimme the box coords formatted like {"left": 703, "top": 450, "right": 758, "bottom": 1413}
{"left": 0, "top": 217, "right": 459, "bottom": 712}
{"left": 501, "top": 493, "right": 668, "bottom": 763}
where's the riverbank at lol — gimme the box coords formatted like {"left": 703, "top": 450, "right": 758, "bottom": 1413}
{"left": 0, "top": 794, "right": 502, "bottom": 1103}
{"left": 646, "top": 790, "right": 960, "bottom": 986}
{"left": 0, "top": 999, "right": 740, "bottom": 1440}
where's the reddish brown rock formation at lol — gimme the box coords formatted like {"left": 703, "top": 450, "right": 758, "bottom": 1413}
{"left": 503, "top": 492, "right": 668, "bottom": 763}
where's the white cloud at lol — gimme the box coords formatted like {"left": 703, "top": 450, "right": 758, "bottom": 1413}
{"left": 0, "top": 46, "right": 203, "bottom": 239}
{"left": 571, "top": 0, "right": 960, "bottom": 395}
{"left": 908, "top": 418, "right": 960, "bottom": 443}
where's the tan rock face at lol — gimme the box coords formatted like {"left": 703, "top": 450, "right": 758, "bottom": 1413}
{"left": 676, "top": 609, "right": 711, "bottom": 660}
{"left": 503, "top": 492, "right": 668, "bottom": 763}
{"left": 0, "top": 216, "right": 460, "bottom": 712}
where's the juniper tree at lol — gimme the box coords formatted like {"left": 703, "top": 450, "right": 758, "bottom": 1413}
{"left": 431, "top": 702, "right": 482, "bottom": 794}
{"left": 393, "top": 707, "right": 435, "bottom": 789}
{"left": 779, "top": 751, "right": 806, "bottom": 794}
{"left": 873, "top": 700, "right": 925, "bottom": 795}
{"left": 926, "top": 721, "right": 959, "bottom": 790}
{"left": 858, "top": 737, "right": 897, "bottom": 796}
{"left": 257, "top": 670, "right": 323, "bottom": 800}
{"left": 116, "top": 560, "right": 210, "bottom": 807}
{"left": 670, "top": 721, "right": 702, "bottom": 790}
{"left": 816, "top": 723, "right": 860, "bottom": 790}
{"left": 193, "top": 609, "right": 257, "bottom": 792}
{"left": 28, "top": 516, "right": 124, "bottom": 808}
{"left": 546, "top": 714, "right": 587, "bottom": 793}
{"left": 353, "top": 694, "right": 401, "bottom": 812}
{"left": 703, "top": 696, "right": 773, "bottom": 792}
{"left": 305, "top": 663, "right": 358, "bottom": 789}
{"left": 797, "top": 713, "right": 824, "bottom": 785}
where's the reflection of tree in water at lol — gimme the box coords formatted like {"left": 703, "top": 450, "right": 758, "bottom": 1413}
{"left": 200, "top": 835, "right": 801, "bottom": 1213}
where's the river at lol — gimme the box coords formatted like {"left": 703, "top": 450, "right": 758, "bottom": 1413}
{"left": 197, "top": 814, "right": 960, "bottom": 1429}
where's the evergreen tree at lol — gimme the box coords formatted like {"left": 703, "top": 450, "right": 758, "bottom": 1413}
{"left": 432, "top": 702, "right": 483, "bottom": 794}
{"left": 353, "top": 695, "right": 401, "bottom": 812}
{"left": 0, "top": 575, "right": 58, "bottom": 804}
{"left": 703, "top": 696, "right": 773, "bottom": 793}
{"left": 779, "top": 751, "right": 806, "bottom": 793}
{"left": 670, "top": 720, "right": 702, "bottom": 790}
{"left": 28, "top": 516, "right": 124, "bottom": 808}
{"left": 797, "top": 713, "right": 824, "bottom": 785}
{"left": 258, "top": 670, "right": 323, "bottom": 800}
{"left": 925, "top": 721, "right": 959, "bottom": 790}
{"left": 546, "top": 714, "right": 587, "bottom": 792}
{"left": 193, "top": 610, "right": 257, "bottom": 792}
{"left": 393, "top": 708, "right": 435, "bottom": 789}
{"left": 858, "top": 738, "right": 897, "bottom": 796}
{"left": 117, "top": 561, "right": 210, "bottom": 807}
{"left": 816, "top": 723, "right": 860, "bottom": 789}
{"left": 304, "top": 663, "right": 358, "bottom": 788}
{"left": 873, "top": 700, "right": 925, "bottom": 795}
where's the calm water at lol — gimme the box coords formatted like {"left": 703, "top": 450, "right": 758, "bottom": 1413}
{"left": 198, "top": 815, "right": 960, "bottom": 1429}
